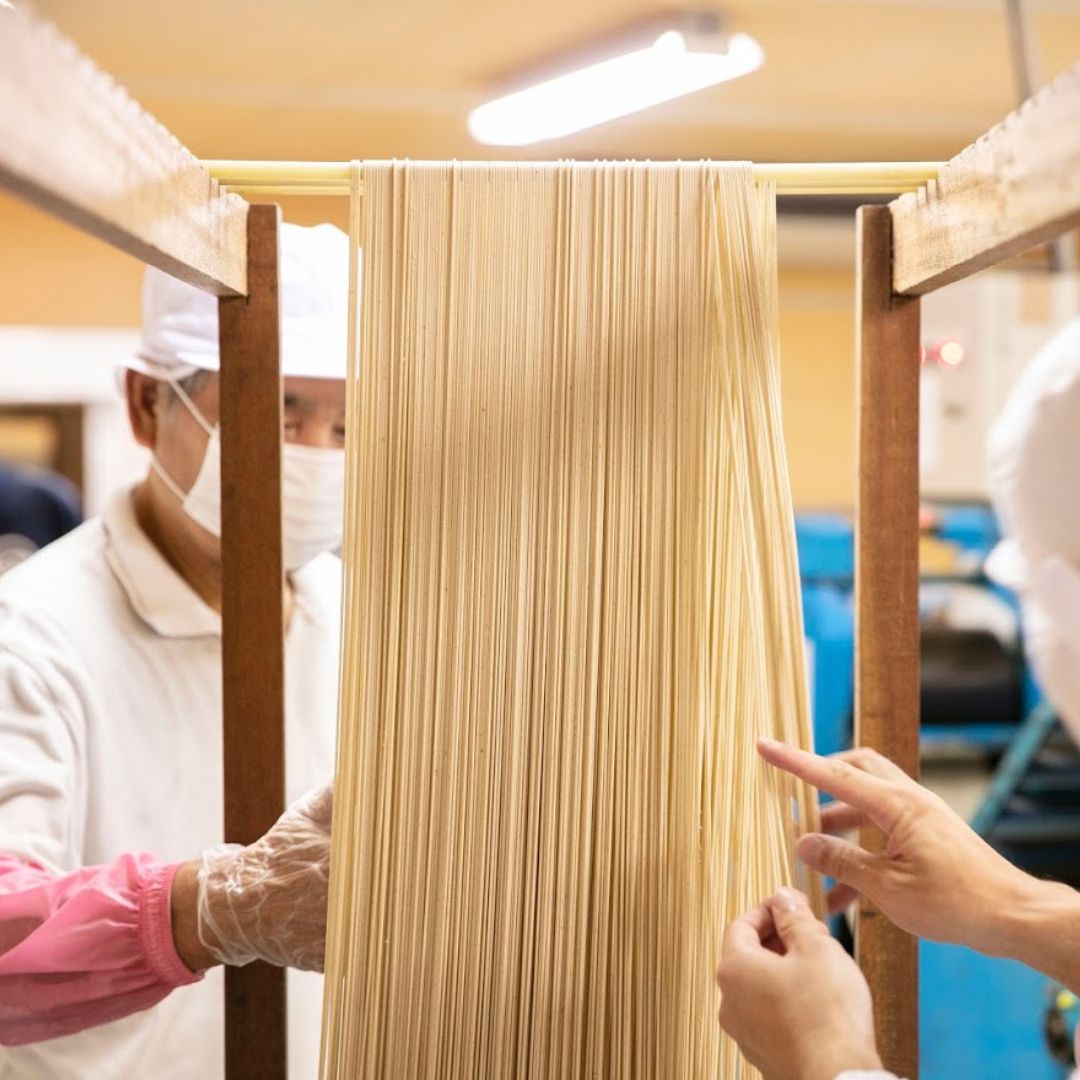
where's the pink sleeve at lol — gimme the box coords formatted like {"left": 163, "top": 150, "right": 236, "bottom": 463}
{"left": 0, "top": 852, "right": 202, "bottom": 1045}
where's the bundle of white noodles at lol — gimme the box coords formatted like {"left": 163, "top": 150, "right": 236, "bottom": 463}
{"left": 321, "top": 160, "right": 820, "bottom": 1080}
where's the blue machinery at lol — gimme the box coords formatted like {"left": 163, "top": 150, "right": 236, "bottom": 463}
{"left": 797, "top": 508, "right": 1077, "bottom": 1079}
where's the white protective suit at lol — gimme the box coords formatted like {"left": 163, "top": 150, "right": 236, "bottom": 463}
{"left": 987, "top": 316, "right": 1080, "bottom": 744}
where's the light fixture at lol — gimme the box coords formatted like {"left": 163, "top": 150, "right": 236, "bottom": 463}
{"left": 467, "top": 15, "right": 765, "bottom": 147}
{"left": 936, "top": 339, "right": 966, "bottom": 368}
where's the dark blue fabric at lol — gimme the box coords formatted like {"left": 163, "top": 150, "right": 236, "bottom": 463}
{"left": 0, "top": 463, "right": 82, "bottom": 550}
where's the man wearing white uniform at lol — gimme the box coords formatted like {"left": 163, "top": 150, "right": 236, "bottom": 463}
{"left": 0, "top": 223, "right": 348, "bottom": 1077}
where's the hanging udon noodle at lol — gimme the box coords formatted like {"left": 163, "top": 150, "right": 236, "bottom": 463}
{"left": 321, "top": 161, "right": 819, "bottom": 1079}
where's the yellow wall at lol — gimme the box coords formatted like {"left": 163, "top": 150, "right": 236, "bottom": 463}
{"left": 0, "top": 191, "right": 346, "bottom": 326}
{"left": 778, "top": 268, "right": 856, "bottom": 510}
{"left": 0, "top": 192, "right": 143, "bottom": 326}
{"left": 0, "top": 192, "right": 858, "bottom": 510}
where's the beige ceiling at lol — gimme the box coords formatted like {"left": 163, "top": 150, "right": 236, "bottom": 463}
{"left": 29, "top": 0, "right": 1080, "bottom": 165}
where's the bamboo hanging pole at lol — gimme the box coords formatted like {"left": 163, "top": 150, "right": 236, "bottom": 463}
{"left": 204, "top": 159, "right": 941, "bottom": 197}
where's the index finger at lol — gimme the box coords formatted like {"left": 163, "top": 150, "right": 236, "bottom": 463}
{"left": 757, "top": 738, "right": 905, "bottom": 832}
{"left": 830, "top": 747, "right": 920, "bottom": 787}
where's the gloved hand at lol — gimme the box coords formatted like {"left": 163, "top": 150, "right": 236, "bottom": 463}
{"left": 195, "top": 782, "right": 333, "bottom": 972}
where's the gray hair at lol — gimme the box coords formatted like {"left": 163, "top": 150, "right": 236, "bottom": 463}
{"left": 164, "top": 368, "right": 213, "bottom": 405}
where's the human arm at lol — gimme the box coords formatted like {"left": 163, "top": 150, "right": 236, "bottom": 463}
{"left": 0, "top": 636, "right": 203, "bottom": 1044}
{"left": 758, "top": 737, "right": 1080, "bottom": 994}
{"left": 0, "top": 852, "right": 201, "bottom": 1044}
{"left": 717, "top": 887, "right": 886, "bottom": 1080}
{"left": 0, "top": 627, "right": 333, "bottom": 1040}
{"left": 0, "top": 780, "right": 334, "bottom": 1044}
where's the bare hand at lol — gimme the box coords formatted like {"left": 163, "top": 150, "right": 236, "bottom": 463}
{"left": 757, "top": 738, "right": 1063, "bottom": 959}
{"left": 718, "top": 888, "right": 882, "bottom": 1080}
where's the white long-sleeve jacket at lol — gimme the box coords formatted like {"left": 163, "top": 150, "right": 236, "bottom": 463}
{"left": 0, "top": 488, "right": 339, "bottom": 1078}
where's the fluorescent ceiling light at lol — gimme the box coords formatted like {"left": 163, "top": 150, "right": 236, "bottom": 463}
{"left": 468, "top": 28, "right": 764, "bottom": 147}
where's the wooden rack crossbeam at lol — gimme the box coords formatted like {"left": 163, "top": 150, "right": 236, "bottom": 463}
{"left": 891, "top": 61, "right": 1080, "bottom": 295}
{"left": 0, "top": 4, "right": 248, "bottom": 296}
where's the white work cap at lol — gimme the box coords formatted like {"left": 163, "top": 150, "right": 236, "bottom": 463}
{"left": 126, "top": 222, "right": 350, "bottom": 380}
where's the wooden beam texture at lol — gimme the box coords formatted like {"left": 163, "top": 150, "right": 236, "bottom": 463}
{"left": 0, "top": 4, "right": 247, "bottom": 296}
{"left": 891, "top": 59, "right": 1080, "bottom": 296}
{"left": 855, "top": 205, "right": 921, "bottom": 1079}
{"left": 218, "top": 204, "right": 288, "bottom": 1078}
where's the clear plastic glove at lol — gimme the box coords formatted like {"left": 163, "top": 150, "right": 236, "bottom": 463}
{"left": 196, "top": 782, "right": 333, "bottom": 971}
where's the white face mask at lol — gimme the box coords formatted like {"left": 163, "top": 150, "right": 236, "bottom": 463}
{"left": 152, "top": 379, "right": 345, "bottom": 571}
{"left": 279, "top": 442, "right": 346, "bottom": 569}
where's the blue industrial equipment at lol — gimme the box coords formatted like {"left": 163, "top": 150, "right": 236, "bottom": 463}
{"left": 971, "top": 702, "right": 1058, "bottom": 837}
{"left": 795, "top": 513, "right": 854, "bottom": 757}
{"left": 796, "top": 504, "right": 1036, "bottom": 752}
{"left": 920, "top": 942, "right": 1069, "bottom": 1080}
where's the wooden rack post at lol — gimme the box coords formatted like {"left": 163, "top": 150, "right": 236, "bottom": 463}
{"left": 854, "top": 205, "right": 921, "bottom": 1079}
{"left": 218, "top": 204, "right": 288, "bottom": 1079}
